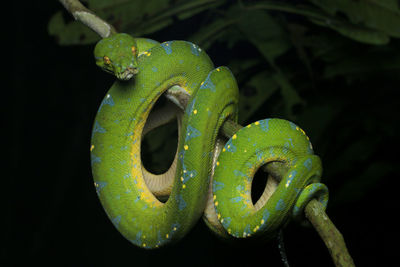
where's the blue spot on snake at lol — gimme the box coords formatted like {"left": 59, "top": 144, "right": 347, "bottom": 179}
{"left": 255, "top": 149, "right": 264, "bottom": 161}
{"left": 93, "top": 122, "right": 106, "bottom": 133}
{"left": 186, "top": 98, "right": 196, "bottom": 115}
{"left": 225, "top": 139, "right": 237, "bottom": 152}
{"left": 185, "top": 125, "right": 201, "bottom": 142}
{"left": 91, "top": 155, "right": 101, "bottom": 166}
{"left": 275, "top": 199, "right": 285, "bottom": 211}
{"left": 131, "top": 230, "right": 143, "bottom": 246}
{"left": 236, "top": 184, "right": 245, "bottom": 191}
{"left": 111, "top": 215, "right": 122, "bottom": 228}
{"left": 284, "top": 138, "right": 294, "bottom": 149}
{"left": 182, "top": 167, "right": 197, "bottom": 183}
{"left": 161, "top": 42, "right": 172, "bottom": 54}
{"left": 262, "top": 209, "right": 271, "bottom": 223}
{"left": 286, "top": 170, "right": 297, "bottom": 186}
{"left": 176, "top": 194, "right": 187, "bottom": 211}
{"left": 303, "top": 158, "right": 313, "bottom": 171}
{"left": 190, "top": 44, "right": 200, "bottom": 56}
{"left": 222, "top": 217, "right": 231, "bottom": 228}
{"left": 289, "top": 121, "right": 297, "bottom": 130}
{"left": 152, "top": 66, "right": 158, "bottom": 72}
{"left": 200, "top": 74, "right": 216, "bottom": 92}
{"left": 95, "top": 181, "right": 107, "bottom": 195}
{"left": 98, "top": 94, "right": 115, "bottom": 111}
{"left": 244, "top": 224, "right": 251, "bottom": 236}
{"left": 259, "top": 119, "right": 270, "bottom": 132}
{"left": 231, "top": 196, "right": 243, "bottom": 203}
{"left": 233, "top": 170, "right": 247, "bottom": 178}
{"left": 213, "top": 181, "right": 225, "bottom": 192}
{"left": 123, "top": 173, "right": 132, "bottom": 179}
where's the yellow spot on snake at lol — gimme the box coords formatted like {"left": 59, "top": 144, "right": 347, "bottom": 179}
{"left": 193, "top": 109, "right": 197, "bottom": 114}
{"left": 261, "top": 219, "right": 265, "bottom": 224}
{"left": 181, "top": 177, "right": 184, "bottom": 182}
{"left": 103, "top": 56, "right": 111, "bottom": 65}
{"left": 182, "top": 184, "right": 186, "bottom": 189}
{"left": 131, "top": 46, "right": 136, "bottom": 55}
{"left": 173, "top": 227, "right": 177, "bottom": 231}
{"left": 215, "top": 201, "right": 219, "bottom": 206}
{"left": 166, "top": 234, "right": 169, "bottom": 238}
{"left": 213, "top": 195, "right": 216, "bottom": 200}
{"left": 217, "top": 213, "right": 221, "bottom": 219}
{"left": 216, "top": 161, "right": 220, "bottom": 166}
{"left": 232, "top": 134, "right": 237, "bottom": 139}
{"left": 222, "top": 148, "right": 226, "bottom": 152}
{"left": 90, "top": 145, "right": 95, "bottom": 151}
{"left": 255, "top": 121, "right": 260, "bottom": 125}
{"left": 216, "top": 68, "right": 220, "bottom": 71}
{"left": 247, "top": 124, "right": 251, "bottom": 128}
{"left": 143, "top": 243, "right": 146, "bottom": 247}
{"left": 184, "top": 145, "right": 189, "bottom": 150}
{"left": 228, "top": 228, "right": 232, "bottom": 234}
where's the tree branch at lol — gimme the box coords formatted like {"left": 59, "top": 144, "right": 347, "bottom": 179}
{"left": 305, "top": 199, "right": 356, "bottom": 267}
{"left": 59, "top": 0, "right": 116, "bottom": 38}
{"left": 58, "top": 1, "right": 356, "bottom": 266}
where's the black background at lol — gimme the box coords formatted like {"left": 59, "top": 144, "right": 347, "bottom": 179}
{"left": 6, "top": 1, "right": 398, "bottom": 266}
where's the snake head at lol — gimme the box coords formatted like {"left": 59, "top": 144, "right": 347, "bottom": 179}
{"left": 94, "top": 33, "right": 139, "bottom": 80}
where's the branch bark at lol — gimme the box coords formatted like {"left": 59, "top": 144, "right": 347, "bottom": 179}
{"left": 305, "top": 199, "right": 356, "bottom": 267}
{"left": 59, "top": 0, "right": 116, "bottom": 38}
{"left": 58, "top": 1, "right": 356, "bottom": 266}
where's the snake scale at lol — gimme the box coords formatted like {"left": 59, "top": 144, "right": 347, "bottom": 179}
{"left": 90, "top": 33, "right": 329, "bottom": 249}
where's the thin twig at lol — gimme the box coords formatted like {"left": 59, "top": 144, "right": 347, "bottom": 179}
{"left": 58, "top": 1, "right": 356, "bottom": 266}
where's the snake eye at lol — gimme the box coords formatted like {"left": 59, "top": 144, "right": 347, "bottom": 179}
{"left": 103, "top": 56, "right": 111, "bottom": 65}
{"left": 131, "top": 46, "right": 137, "bottom": 56}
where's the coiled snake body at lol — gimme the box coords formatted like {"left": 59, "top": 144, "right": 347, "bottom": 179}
{"left": 90, "top": 33, "right": 328, "bottom": 248}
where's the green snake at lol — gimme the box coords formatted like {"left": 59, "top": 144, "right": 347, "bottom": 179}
{"left": 90, "top": 33, "right": 329, "bottom": 248}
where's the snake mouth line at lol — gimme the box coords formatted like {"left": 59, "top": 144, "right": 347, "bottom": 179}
{"left": 116, "top": 67, "right": 138, "bottom": 80}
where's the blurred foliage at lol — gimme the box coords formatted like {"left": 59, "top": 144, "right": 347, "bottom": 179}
{"left": 49, "top": 0, "right": 400, "bottom": 207}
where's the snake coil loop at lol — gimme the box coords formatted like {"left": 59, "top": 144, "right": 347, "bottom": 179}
{"left": 91, "top": 33, "right": 329, "bottom": 248}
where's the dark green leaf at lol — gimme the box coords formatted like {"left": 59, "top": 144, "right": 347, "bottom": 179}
{"left": 309, "top": 18, "right": 390, "bottom": 45}
{"left": 332, "top": 162, "right": 394, "bottom": 205}
{"left": 48, "top": 11, "right": 100, "bottom": 45}
{"left": 235, "top": 8, "right": 291, "bottom": 64}
{"left": 308, "top": 0, "right": 400, "bottom": 38}
{"left": 238, "top": 71, "right": 278, "bottom": 123}
{"left": 272, "top": 72, "right": 304, "bottom": 119}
